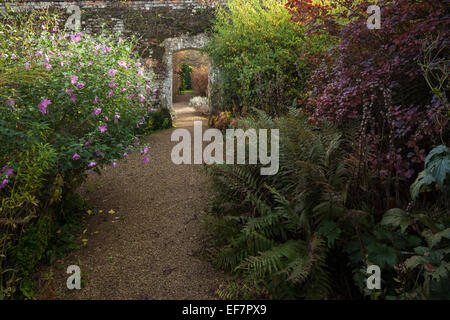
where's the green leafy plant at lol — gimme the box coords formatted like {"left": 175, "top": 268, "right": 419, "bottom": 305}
{"left": 410, "top": 145, "right": 450, "bottom": 201}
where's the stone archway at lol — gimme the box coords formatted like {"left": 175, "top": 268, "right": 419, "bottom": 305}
{"left": 160, "top": 33, "right": 212, "bottom": 111}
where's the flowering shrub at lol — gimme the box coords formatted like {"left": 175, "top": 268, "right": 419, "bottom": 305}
{"left": 0, "top": 8, "right": 162, "bottom": 297}
{"left": 209, "top": 111, "right": 236, "bottom": 131}
{"left": 189, "top": 96, "right": 209, "bottom": 114}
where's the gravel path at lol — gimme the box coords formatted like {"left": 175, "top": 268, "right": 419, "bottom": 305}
{"left": 35, "top": 95, "right": 225, "bottom": 300}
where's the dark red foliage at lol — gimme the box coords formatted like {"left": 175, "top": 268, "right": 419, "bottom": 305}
{"left": 290, "top": 0, "right": 449, "bottom": 182}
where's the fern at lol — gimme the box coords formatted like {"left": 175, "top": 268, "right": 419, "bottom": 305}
{"left": 203, "top": 108, "right": 346, "bottom": 299}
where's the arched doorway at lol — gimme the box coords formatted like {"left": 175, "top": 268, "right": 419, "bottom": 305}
{"left": 160, "top": 33, "right": 212, "bottom": 112}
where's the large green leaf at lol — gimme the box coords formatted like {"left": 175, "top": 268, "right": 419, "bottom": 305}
{"left": 317, "top": 220, "right": 341, "bottom": 247}
{"left": 422, "top": 228, "right": 450, "bottom": 248}
{"left": 410, "top": 145, "right": 450, "bottom": 199}
{"left": 367, "top": 241, "right": 397, "bottom": 268}
{"left": 380, "top": 208, "right": 410, "bottom": 233}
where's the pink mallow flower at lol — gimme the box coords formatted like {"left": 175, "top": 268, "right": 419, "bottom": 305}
{"left": 38, "top": 99, "right": 51, "bottom": 114}
{"left": 118, "top": 60, "right": 128, "bottom": 70}
{"left": 0, "top": 179, "right": 8, "bottom": 189}
{"left": 1, "top": 166, "right": 14, "bottom": 176}
{"left": 71, "top": 76, "right": 78, "bottom": 84}
{"left": 108, "top": 69, "right": 118, "bottom": 78}
{"left": 71, "top": 33, "right": 81, "bottom": 43}
{"left": 72, "top": 153, "right": 80, "bottom": 160}
{"left": 143, "top": 157, "right": 150, "bottom": 163}
{"left": 88, "top": 161, "right": 97, "bottom": 168}
{"left": 93, "top": 107, "right": 102, "bottom": 116}
{"left": 140, "top": 146, "right": 149, "bottom": 155}
{"left": 99, "top": 123, "right": 107, "bottom": 133}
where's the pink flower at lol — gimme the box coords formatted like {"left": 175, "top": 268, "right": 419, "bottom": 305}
{"left": 108, "top": 90, "right": 114, "bottom": 98}
{"left": 6, "top": 99, "right": 15, "bottom": 107}
{"left": 118, "top": 60, "right": 128, "bottom": 70}
{"left": 94, "top": 96, "right": 99, "bottom": 104}
{"left": 140, "top": 146, "right": 149, "bottom": 155}
{"left": 143, "top": 157, "right": 150, "bottom": 163}
{"left": 114, "top": 114, "right": 120, "bottom": 119}
{"left": 71, "top": 76, "right": 78, "bottom": 84}
{"left": 88, "top": 161, "right": 97, "bottom": 168}
{"left": 109, "top": 81, "right": 116, "bottom": 88}
{"left": 71, "top": 33, "right": 81, "bottom": 43}
{"left": 99, "top": 123, "right": 107, "bottom": 133}
{"left": 0, "top": 179, "right": 8, "bottom": 189}
{"left": 123, "top": 153, "right": 128, "bottom": 158}
{"left": 45, "top": 64, "right": 52, "bottom": 70}
{"left": 72, "top": 153, "right": 80, "bottom": 160}
{"left": 138, "top": 94, "right": 145, "bottom": 103}
{"left": 93, "top": 107, "right": 102, "bottom": 116}
{"left": 152, "top": 88, "right": 158, "bottom": 94}
{"left": 108, "top": 69, "right": 118, "bottom": 78}
{"left": 69, "top": 94, "right": 77, "bottom": 103}
{"left": 1, "top": 166, "right": 14, "bottom": 176}
{"left": 137, "top": 68, "right": 144, "bottom": 76}
{"left": 77, "top": 82, "right": 85, "bottom": 89}
{"left": 38, "top": 99, "right": 51, "bottom": 114}
{"left": 111, "top": 162, "right": 117, "bottom": 167}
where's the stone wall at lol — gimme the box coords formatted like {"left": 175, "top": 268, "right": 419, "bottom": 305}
{"left": 1, "top": 1, "right": 218, "bottom": 109}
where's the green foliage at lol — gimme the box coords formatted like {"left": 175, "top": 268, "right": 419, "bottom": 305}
{"left": 205, "top": 0, "right": 333, "bottom": 115}
{"left": 204, "top": 109, "right": 343, "bottom": 299}
{"left": 204, "top": 109, "right": 449, "bottom": 300}
{"left": 178, "top": 63, "right": 193, "bottom": 93}
{"left": 410, "top": 145, "right": 450, "bottom": 201}
{"left": 0, "top": 6, "right": 167, "bottom": 299}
